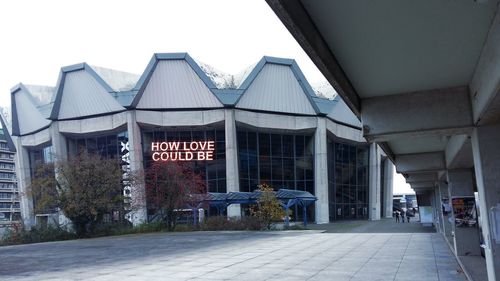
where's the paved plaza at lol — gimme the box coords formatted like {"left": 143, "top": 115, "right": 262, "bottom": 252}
{"left": 0, "top": 227, "right": 465, "bottom": 281}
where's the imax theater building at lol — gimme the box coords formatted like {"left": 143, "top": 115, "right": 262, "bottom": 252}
{"left": 11, "top": 53, "right": 394, "bottom": 227}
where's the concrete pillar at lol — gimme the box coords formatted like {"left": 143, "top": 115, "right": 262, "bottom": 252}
{"left": 382, "top": 159, "right": 394, "bottom": 218}
{"left": 14, "top": 138, "right": 35, "bottom": 229}
{"left": 50, "top": 122, "right": 72, "bottom": 228}
{"left": 314, "top": 118, "right": 329, "bottom": 223}
{"left": 369, "top": 143, "right": 381, "bottom": 220}
{"left": 446, "top": 169, "right": 482, "bottom": 257}
{"left": 471, "top": 124, "right": 500, "bottom": 281}
{"left": 434, "top": 181, "right": 445, "bottom": 235}
{"left": 126, "top": 111, "right": 147, "bottom": 225}
{"left": 224, "top": 109, "right": 241, "bottom": 218}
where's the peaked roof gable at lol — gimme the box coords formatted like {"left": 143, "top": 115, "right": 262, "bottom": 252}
{"left": 11, "top": 84, "right": 52, "bottom": 136}
{"left": 235, "top": 56, "right": 320, "bottom": 115}
{"left": 328, "top": 95, "right": 362, "bottom": 128}
{"left": 50, "top": 63, "right": 125, "bottom": 120}
{"left": 131, "top": 53, "right": 223, "bottom": 109}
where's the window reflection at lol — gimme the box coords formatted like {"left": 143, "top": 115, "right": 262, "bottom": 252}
{"left": 328, "top": 138, "right": 369, "bottom": 220}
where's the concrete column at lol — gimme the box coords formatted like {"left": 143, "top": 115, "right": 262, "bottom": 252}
{"left": 50, "top": 122, "right": 72, "bottom": 228}
{"left": 446, "top": 169, "right": 481, "bottom": 257}
{"left": 434, "top": 181, "right": 445, "bottom": 235}
{"left": 438, "top": 181, "right": 453, "bottom": 243}
{"left": 14, "top": 138, "right": 34, "bottom": 229}
{"left": 126, "top": 111, "right": 147, "bottom": 225}
{"left": 314, "top": 118, "right": 329, "bottom": 223}
{"left": 369, "top": 143, "right": 381, "bottom": 220}
{"left": 224, "top": 109, "right": 241, "bottom": 218}
{"left": 471, "top": 124, "right": 500, "bottom": 281}
{"left": 382, "top": 159, "right": 394, "bottom": 218}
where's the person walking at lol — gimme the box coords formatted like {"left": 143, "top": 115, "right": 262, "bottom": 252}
{"left": 401, "top": 210, "right": 405, "bottom": 223}
{"left": 395, "top": 210, "right": 400, "bottom": 223}
{"left": 406, "top": 211, "right": 411, "bottom": 223}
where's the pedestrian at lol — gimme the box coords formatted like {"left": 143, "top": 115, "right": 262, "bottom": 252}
{"left": 412, "top": 207, "right": 416, "bottom": 215}
{"left": 406, "top": 211, "right": 411, "bottom": 223}
{"left": 395, "top": 210, "right": 400, "bottom": 223}
{"left": 401, "top": 210, "right": 405, "bottom": 223}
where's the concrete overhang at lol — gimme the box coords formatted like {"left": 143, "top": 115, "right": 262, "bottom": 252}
{"left": 405, "top": 172, "right": 438, "bottom": 184}
{"left": 395, "top": 152, "right": 445, "bottom": 174}
{"left": 445, "top": 134, "right": 474, "bottom": 169}
{"left": 361, "top": 87, "right": 473, "bottom": 142}
{"left": 267, "top": 0, "right": 500, "bottom": 164}
{"left": 411, "top": 182, "right": 436, "bottom": 189}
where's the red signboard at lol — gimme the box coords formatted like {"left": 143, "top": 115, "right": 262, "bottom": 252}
{"left": 151, "top": 141, "right": 215, "bottom": 161}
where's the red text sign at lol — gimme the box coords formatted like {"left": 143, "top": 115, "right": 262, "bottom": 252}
{"left": 151, "top": 141, "right": 215, "bottom": 161}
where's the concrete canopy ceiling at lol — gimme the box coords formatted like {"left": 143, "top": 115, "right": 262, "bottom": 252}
{"left": 301, "top": 0, "right": 498, "bottom": 98}
{"left": 388, "top": 135, "right": 449, "bottom": 155}
{"left": 267, "top": 0, "right": 499, "bottom": 195}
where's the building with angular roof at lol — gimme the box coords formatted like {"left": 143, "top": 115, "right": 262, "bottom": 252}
{"left": 11, "top": 53, "right": 394, "bottom": 227}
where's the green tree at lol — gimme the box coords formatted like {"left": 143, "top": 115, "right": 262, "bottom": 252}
{"left": 251, "top": 183, "right": 285, "bottom": 230}
{"left": 30, "top": 152, "right": 124, "bottom": 237}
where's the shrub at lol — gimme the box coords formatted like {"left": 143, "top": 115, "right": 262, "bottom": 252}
{"left": 1, "top": 223, "right": 76, "bottom": 246}
{"left": 200, "top": 216, "right": 261, "bottom": 231}
{"left": 251, "top": 184, "right": 285, "bottom": 230}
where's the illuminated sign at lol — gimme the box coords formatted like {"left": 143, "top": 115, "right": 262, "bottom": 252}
{"left": 120, "top": 140, "right": 133, "bottom": 223}
{"left": 151, "top": 141, "right": 215, "bottom": 161}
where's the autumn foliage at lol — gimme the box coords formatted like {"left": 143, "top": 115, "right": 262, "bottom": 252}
{"left": 30, "top": 152, "right": 124, "bottom": 236}
{"left": 251, "top": 183, "right": 285, "bottom": 230}
{"left": 144, "top": 161, "right": 206, "bottom": 231}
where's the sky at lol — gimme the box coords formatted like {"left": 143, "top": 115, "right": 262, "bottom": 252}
{"left": 0, "top": 0, "right": 413, "bottom": 194}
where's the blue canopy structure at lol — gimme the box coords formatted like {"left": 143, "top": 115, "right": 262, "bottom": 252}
{"left": 203, "top": 189, "right": 317, "bottom": 227}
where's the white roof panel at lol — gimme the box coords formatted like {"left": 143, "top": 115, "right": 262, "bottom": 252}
{"left": 136, "top": 60, "right": 222, "bottom": 109}
{"left": 90, "top": 66, "right": 140, "bottom": 92}
{"left": 236, "top": 64, "right": 316, "bottom": 115}
{"left": 58, "top": 70, "right": 124, "bottom": 119}
{"left": 15, "top": 88, "right": 51, "bottom": 135}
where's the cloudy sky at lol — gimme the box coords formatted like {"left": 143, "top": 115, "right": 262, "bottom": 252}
{"left": 0, "top": 0, "right": 413, "bottom": 194}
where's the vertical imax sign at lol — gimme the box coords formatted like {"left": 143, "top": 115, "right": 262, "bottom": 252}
{"left": 151, "top": 141, "right": 215, "bottom": 161}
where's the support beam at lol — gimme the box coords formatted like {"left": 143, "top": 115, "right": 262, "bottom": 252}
{"left": 225, "top": 109, "right": 241, "bottom": 218}
{"left": 438, "top": 181, "right": 453, "bottom": 244}
{"left": 14, "top": 138, "right": 34, "bottom": 229}
{"left": 314, "top": 118, "right": 329, "bottom": 223}
{"left": 472, "top": 123, "right": 500, "bottom": 281}
{"left": 368, "top": 143, "right": 381, "bottom": 220}
{"left": 470, "top": 9, "right": 500, "bottom": 125}
{"left": 405, "top": 172, "right": 438, "bottom": 183}
{"left": 361, "top": 87, "right": 473, "bottom": 141}
{"left": 126, "top": 111, "right": 147, "bottom": 225}
{"left": 445, "top": 134, "right": 473, "bottom": 169}
{"left": 382, "top": 159, "right": 394, "bottom": 218}
{"left": 411, "top": 182, "right": 437, "bottom": 189}
{"left": 447, "top": 169, "right": 481, "bottom": 257}
{"left": 395, "top": 152, "right": 445, "bottom": 173}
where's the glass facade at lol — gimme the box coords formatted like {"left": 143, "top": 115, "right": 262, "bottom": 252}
{"left": 237, "top": 129, "right": 314, "bottom": 221}
{"left": 142, "top": 128, "right": 226, "bottom": 193}
{"left": 328, "top": 138, "right": 369, "bottom": 220}
{"left": 67, "top": 132, "right": 128, "bottom": 159}
{"left": 28, "top": 145, "right": 55, "bottom": 213}
{"left": 28, "top": 146, "right": 54, "bottom": 178}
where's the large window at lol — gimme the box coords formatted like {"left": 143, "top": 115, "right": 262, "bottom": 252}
{"left": 237, "top": 130, "right": 314, "bottom": 193}
{"left": 328, "top": 139, "right": 369, "bottom": 220}
{"left": 67, "top": 132, "right": 128, "bottom": 160}
{"left": 142, "top": 128, "right": 226, "bottom": 193}
{"left": 237, "top": 129, "right": 314, "bottom": 221}
{"left": 28, "top": 145, "right": 54, "bottom": 179}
